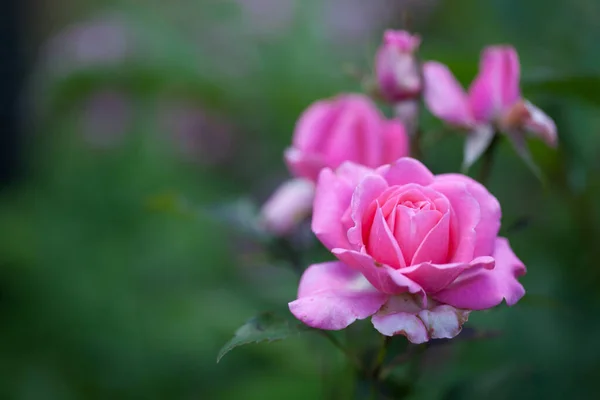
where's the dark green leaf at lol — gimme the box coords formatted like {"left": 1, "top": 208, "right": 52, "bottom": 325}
{"left": 217, "top": 311, "right": 311, "bottom": 363}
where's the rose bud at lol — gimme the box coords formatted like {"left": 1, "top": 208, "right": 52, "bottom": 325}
{"left": 285, "top": 94, "right": 409, "bottom": 182}
{"left": 259, "top": 178, "right": 315, "bottom": 236}
{"left": 375, "top": 30, "right": 422, "bottom": 103}
{"left": 289, "top": 158, "right": 526, "bottom": 343}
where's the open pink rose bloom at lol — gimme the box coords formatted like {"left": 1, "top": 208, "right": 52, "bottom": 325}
{"left": 289, "top": 158, "right": 526, "bottom": 343}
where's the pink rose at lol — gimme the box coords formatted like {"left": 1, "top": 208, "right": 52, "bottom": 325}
{"left": 375, "top": 30, "right": 422, "bottom": 102}
{"left": 289, "top": 158, "right": 525, "bottom": 343}
{"left": 285, "top": 94, "right": 409, "bottom": 182}
{"left": 423, "top": 46, "right": 557, "bottom": 168}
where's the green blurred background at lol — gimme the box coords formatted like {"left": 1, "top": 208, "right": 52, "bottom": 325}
{"left": 1, "top": 0, "right": 600, "bottom": 398}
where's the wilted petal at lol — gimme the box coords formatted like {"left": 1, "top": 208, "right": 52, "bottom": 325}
{"left": 289, "top": 261, "right": 388, "bottom": 330}
{"left": 417, "top": 305, "right": 470, "bottom": 340}
{"left": 433, "top": 237, "right": 526, "bottom": 310}
{"left": 423, "top": 61, "right": 474, "bottom": 127}
{"left": 372, "top": 312, "right": 428, "bottom": 343}
{"left": 462, "top": 124, "right": 495, "bottom": 171}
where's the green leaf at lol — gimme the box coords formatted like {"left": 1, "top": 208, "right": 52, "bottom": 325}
{"left": 217, "top": 311, "right": 311, "bottom": 363}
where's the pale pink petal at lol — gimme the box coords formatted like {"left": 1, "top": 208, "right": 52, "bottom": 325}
{"left": 372, "top": 294, "right": 470, "bottom": 343}
{"left": 433, "top": 237, "right": 526, "bottom": 310}
{"left": 400, "top": 256, "right": 495, "bottom": 293}
{"left": 312, "top": 163, "right": 373, "bottom": 250}
{"left": 260, "top": 178, "right": 315, "bottom": 235}
{"left": 366, "top": 207, "right": 405, "bottom": 269}
{"left": 423, "top": 61, "right": 474, "bottom": 127}
{"left": 417, "top": 305, "right": 470, "bottom": 340}
{"left": 376, "top": 157, "right": 435, "bottom": 187}
{"left": 468, "top": 46, "right": 520, "bottom": 122}
{"left": 289, "top": 261, "right": 388, "bottom": 330}
{"left": 462, "top": 124, "right": 495, "bottom": 171}
{"left": 347, "top": 174, "right": 389, "bottom": 249}
{"left": 428, "top": 180, "right": 480, "bottom": 262}
{"left": 434, "top": 174, "right": 501, "bottom": 258}
{"left": 521, "top": 100, "right": 558, "bottom": 147}
{"left": 372, "top": 312, "right": 428, "bottom": 343}
{"left": 284, "top": 147, "right": 327, "bottom": 182}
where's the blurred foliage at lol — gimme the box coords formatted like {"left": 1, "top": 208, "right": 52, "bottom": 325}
{"left": 1, "top": 0, "right": 600, "bottom": 398}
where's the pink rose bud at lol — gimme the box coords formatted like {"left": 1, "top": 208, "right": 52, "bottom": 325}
{"left": 260, "top": 178, "right": 315, "bottom": 236}
{"left": 285, "top": 94, "right": 409, "bottom": 182}
{"left": 375, "top": 30, "right": 422, "bottom": 102}
{"left": 289, "top": 158, "right": 526, "bottom": 343}
{"left": 424, "top": 46, "right": 558, "bottom": 169}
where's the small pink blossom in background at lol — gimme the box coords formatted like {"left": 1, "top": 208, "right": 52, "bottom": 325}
{"left": 423, "top": 46, "right": 557, "bottom": 168}
{"left": 43, "top": 13, "right": 132, "bottom": 74}
{"left": 160, "top": 102, "right": 235, "bottom": 166}
{"left": 376, "top": 30, "right": 422, "bottom": 102}
{"left": 260, "top": 178, "right": 315, "bottom": 236}
{"left": 81, "top": 90, "right": 131, "bottom": 148}
{"left": 285, "top": 94, "right": 409, "bottom": 182}
{"left": 289, "top": 158, "right": 526, "bottom": 343}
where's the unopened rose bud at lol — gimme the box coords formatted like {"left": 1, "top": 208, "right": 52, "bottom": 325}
{"left": 375, "top": 30, "right": 422, "bottom": 102}
{"left": 260, "top": 178, "right": 315, "bottom": 236}
{"left": 285, "top": 94, "right": 409, "bottom": 182}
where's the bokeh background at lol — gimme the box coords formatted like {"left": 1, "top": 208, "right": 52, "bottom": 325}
{"left": 1, "top": 0, "right": 600, "bottom": 399}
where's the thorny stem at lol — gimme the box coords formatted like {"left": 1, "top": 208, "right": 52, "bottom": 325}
{"left": 478, "top": 133, "right": 500, "bottom": 185}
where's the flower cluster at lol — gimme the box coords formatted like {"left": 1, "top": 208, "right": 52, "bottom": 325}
{"left": 259, "top": 30, "right": 556, "bottom": 343}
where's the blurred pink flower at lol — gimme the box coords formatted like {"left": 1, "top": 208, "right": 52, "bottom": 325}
{"left": 290, "top": 158, "right": 525, "bottom": 343}
{"left": 160, "top": 102, "right": 235, "bottom": 166}
{"left": 81, "top": 90, "right": 131, "bottom": 148}
{"left": 43, "top": 13, "right": 132, "bottom": 74}
{"left": 423, "top": 46, "right": 557, "bottom": 169}
{"left": 285, "top": 94, "right": 409, "bottom": 182}
{"left": 260, "top": 178, "right": 315, "bottom": 236}
{"left": 375, "top": 30, "right": 422, "bottom": 102}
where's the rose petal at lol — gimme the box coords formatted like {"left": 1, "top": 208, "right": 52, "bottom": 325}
{"left": 372, "top": 312, "right": 428, "bottom": 343}
{"left": 332, "top": 248, "right": 421, "bottom": 295}
{"left": 423, "top": 61, "right": 474, "bottom": 127}
{"left": 347, "top": 174, "right": 389, "bottom": 248}
{"left": 376, "top": 157, "right": 435, "bottom": 187}
{"left": 411, "top": 209, "right": 451, "bottom": 265}
{"left": 394, "top": 206, "right": 442, "bottom": 265}
{"left": 434, "top": 174, "right": 501, "bottom": 258}
{"left": 381, "top": 120, "right": 410, "bottom": 163}
{"left": 417, "top": 305, "right": 470, "bottom": 340}
{"left": 289, "top": 261, "right": 388, "bottom": 330}
{"left": 462, "top": 124, "right": 495, "bottom": 171}
{"left": 366, "top": 206, "right": 405, "bottom": 269}
{"left": 428, "top": 180, "right": 481, "bottom": 262}
{"left": 284, "top": 147, "right": 327, "bottom": 182}
{"left": 468, "top": 46, "right": 521, "bottom": 122}
{"left": 312, "top": 163, "right": 374, "bottom": 250}
{"left": 432, "top": 237, "right": 526, "bottom": 310}
{"left": 400, "top": 256, "right": 495, "bottom": 293}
